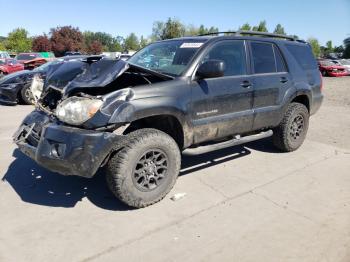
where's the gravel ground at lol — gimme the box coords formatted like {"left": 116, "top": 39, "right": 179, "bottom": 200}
{"left": 308, "top": 76, "right": 350, "bottom": 149}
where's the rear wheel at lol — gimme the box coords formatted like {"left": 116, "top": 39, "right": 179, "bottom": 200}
{"left": 272, "top": 102, "right": 309, "bottom": 152}
{"left": 106, "top": 128, "right": 181, "bottom": 208}
{"left": 321, "top": 70, "right": 327, "bottom": 77}
{"left": 20, "top": 84, "right": 35, "bottom": 105}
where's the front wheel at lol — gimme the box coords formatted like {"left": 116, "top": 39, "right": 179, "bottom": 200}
{"left": 272, "top": 102, "right": 309, "bottom": 152}
{"left": 20, "top": 84, "right": 35, "bottom": 105}
{"left": 106, "top": 128, "right": 181, "bottom": 208}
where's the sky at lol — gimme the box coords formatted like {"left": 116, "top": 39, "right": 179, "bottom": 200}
{"left": 0, "top": 0, "right": 349, "bottom": 46}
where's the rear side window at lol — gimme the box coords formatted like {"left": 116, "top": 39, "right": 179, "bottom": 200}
{"left": 285, "top": 44, "right": 317, "bottom": 70}
{"left": 251, "top": 42, "right": 276, "bottom": 74}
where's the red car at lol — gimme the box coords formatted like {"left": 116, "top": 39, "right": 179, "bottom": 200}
{"left": 16, "top": 53, "right": 47, "bottom": 70}
{"left": 318, "top": 60, "right": 348, "bottom": 77}
{"left": 0, "top": 59, "right": 24, "bottom": 77}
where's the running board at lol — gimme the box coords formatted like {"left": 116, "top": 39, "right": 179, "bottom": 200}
{"left": 183, "top": 130, "right": 273, "bottom": 155}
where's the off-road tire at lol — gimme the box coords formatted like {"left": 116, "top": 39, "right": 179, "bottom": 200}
{"left": 20, "top": 84, "right": 34, "bottom": 105}
{"left": 106, "top": 128, "right": 181, "bottom": 208}
{"left": 272, "top": 102, "right": 309, "bottom": 152}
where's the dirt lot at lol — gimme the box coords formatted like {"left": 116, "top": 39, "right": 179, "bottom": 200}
{"left": 0, "top": 77, "right": 350, "bottom": 262}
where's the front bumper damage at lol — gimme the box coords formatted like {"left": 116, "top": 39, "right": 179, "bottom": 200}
{"left": 14, "top": 110, "right": 124, "bottom": 178}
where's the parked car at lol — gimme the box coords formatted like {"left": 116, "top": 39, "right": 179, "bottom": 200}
{"left": 39, "top": 52, "right": 56, "bottom": 61}
{"left": 16, "top": 53, "right": 47, "bottom": 70}
{"left": 318, "top": 60, "right": 348, "bottom": 77}
{"left": 0, "top": 55, "right": 92, "bottom": 105}
{"left": 64, "top": 51, "right": 82, "bottom": 56}
{"left": 337, "top": 59, "right": 350, "bottom": 74}
{"left": 0, "top": 51, "right": 10, "bottom": 59}
{"left": 0, "top": 59, "right": 24, "bottom": 77}
{"left": 14, "top": 32, "right": 323, "bottom": 208}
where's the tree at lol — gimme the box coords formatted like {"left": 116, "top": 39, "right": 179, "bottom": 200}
{"left": 83, "top": 31, "right": 116, "bottom": 51}
{"left": 86, "top": 40, "right": 103, "bottom": 54}
{"left": 124, "top": 33, "right": 139, "bottom": 51}
{"left": 0, "top": 41, "right": 5, "bottom": 51}
{"left": 326, "top": 41, "right": 333, "bottom": 52}
{"left": 6, "top": 28, "right": 32, "bottom": 52}
{"left": 252, "top": 21, "right": 268, "bottom": 32}
{"left": 32, "top": 34, "right": 51, "bottom": 52}
{"left": 273, "top": 24, "right": 286, "bottom": 35}
{"left": 112, "top": 36, "right": 124, "bottom": 52}
{"left": 239, "top": 23, "right": 251, "bottom": 31}
{"left": 50, "top": 26, "right": 83, "bottom": 57}
{"left": 139, "top": 35, "right": 148, "bottom": 48}
{"left": 152, "top": 18, "right": 185, "bottom": 40}
{"left": 344, "top": 37, "right": 350, "bottom": 58}
{"left": 308, "top": 38, "right": 321, "bottom": 58}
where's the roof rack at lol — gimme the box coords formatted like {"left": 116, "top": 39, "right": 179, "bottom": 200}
{"left": 198, "top": 30, "right": 297, "bottom": 41}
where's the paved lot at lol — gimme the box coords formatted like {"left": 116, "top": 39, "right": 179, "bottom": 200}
{"left": 1, "top": 77, "right": 350, "bottom": 262}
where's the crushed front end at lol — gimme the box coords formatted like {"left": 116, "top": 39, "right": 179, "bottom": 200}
{"left": 13, "top": 57, "right": 172, "bottom": 178}
{"left": 13, "top": 110, "right": 124, "bottom": 178}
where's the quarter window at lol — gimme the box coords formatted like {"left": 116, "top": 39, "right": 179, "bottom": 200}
{"left": 274, "top": 46, "right": 287, "bottom": 72}
{"left": 202, "top": 40, "right": 247, "bottom": 76}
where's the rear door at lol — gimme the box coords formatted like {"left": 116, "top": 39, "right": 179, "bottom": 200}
{"left": 190, "top": 40, "right": 254, "bottom": 143}
{"left": 248, "top": 41, "right": 292, "bottom": 129}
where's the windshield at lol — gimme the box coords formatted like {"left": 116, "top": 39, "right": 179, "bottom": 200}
{"left": 128, "top": 39, "right": 207, "bottom": 76}
{"left": 16, "top": 53, "right": 40, "bottom": 60}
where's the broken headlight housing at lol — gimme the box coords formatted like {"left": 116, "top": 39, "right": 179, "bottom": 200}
{"left": 55, "top": 97, "right": 103, "bottom": 125}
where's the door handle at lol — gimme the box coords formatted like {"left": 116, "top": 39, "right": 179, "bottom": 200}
{"left": 280, "top": 77, "right": 288, "bottom": 83}
{"left": 240, "top": 80, "right": 252, "bottom": 88}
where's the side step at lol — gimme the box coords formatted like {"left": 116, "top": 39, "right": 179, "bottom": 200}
{"left": 183, "top": 130, "right": 273, "bottom": 155}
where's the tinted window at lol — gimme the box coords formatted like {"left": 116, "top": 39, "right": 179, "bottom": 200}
{"left": 274, "top": 46, "right": 286, "bottom": 72}
{"left": 203, "top": 40, "right": 247, "bottom": 76}
{"left": 285, "top": 44, "right": 317, "bottom": 70}
{"left": 251, "top": 42, "right": 276, "bottom": 74}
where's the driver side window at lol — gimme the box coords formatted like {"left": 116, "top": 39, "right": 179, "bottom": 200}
{"left": 202, "top": 40, "right": 247, "bottom": 76}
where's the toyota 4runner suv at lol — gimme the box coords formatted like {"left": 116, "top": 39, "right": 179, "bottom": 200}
{"left": 13, "top": 31, "right": 323, "bottom": 208}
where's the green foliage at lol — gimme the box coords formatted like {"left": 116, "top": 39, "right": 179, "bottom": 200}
{"left": 112, "top": 36, "right": 124, "bottom": 52}
{"left": 239, "top": 23, "right": 251, "bottom": 31}
{"left": 252, "top": 20, "right": 268, "bottom": 32}
{"left": 273, "top": 24, "right": 286, "bottom": 35}
{"left": 139, "top": 35, "right": 149, "bottom": 48}
{"left": 124, "top": 33, "right": 139, "bottom": 51}
{"left": 0, "top": 41, "right": 5, "bottom": 50}
{"left": 326, "top": 41, "right": 333, "bottom": 51}
{"left": 83, "top": 31, "right": 116, "bottom": 51}
{"left": 307, "top": 38, "right": 321, "bottom": 58}
{"left": 6, "top": 28, "right": 32, "bottom": 52}
{"left": 152, "top": 18, "right": 185, "bottom": 40}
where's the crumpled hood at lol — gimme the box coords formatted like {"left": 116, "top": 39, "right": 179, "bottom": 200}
{"left": 44, "top": 58, "right": 173, "bottom": 96}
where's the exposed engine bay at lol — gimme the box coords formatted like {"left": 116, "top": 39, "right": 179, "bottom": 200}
{"left": 33, "top": 57, "right": 173, "bottom": 114}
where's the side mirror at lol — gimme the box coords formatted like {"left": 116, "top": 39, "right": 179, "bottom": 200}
{"left": 196, "top": 59, "right": 225, "bottom": 79}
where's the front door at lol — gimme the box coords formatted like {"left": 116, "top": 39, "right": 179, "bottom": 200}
{"left": 190, "top": 40, "right": 254, "bottom": 144}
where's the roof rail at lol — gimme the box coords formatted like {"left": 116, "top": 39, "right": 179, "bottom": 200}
{"left": 198, "top": 30, "right": 297, "bottom": 41}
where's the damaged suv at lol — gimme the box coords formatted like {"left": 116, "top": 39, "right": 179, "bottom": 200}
{"left": 14, "top": 31, "right": 323, "bottom": 208}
